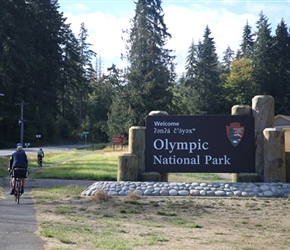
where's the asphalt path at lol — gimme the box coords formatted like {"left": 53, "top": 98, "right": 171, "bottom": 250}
{"left": 0, "top": 145, "right": 94, "bottom": 250}
{"left": 0, "top": 178, "right": 44, "bottom": 250}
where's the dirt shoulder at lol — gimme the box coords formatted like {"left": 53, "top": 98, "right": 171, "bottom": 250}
{"left": 27, "top": 178, "right": 96, "bottom": 189}
{"left": 31, "top": 182, "right": 290, "bottom": 250}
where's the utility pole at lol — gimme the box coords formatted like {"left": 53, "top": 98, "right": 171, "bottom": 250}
{"left": 15, "top": 101, "right": 28, "bottom": 146}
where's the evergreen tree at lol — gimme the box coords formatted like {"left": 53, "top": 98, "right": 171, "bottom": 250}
{"left": 221, "top": 46, "right": 235, "bottom": 73}
{"left": 169, "top": 79, "right": 199, "bottom": 115}
{"left": 218, "top": 46, "right": 235, "bottom": 113}
{"left": 184, "top": 40, "right": 198, "bottom": 86}
{"left": 193, "top": 26, "right": 221, "bottom": 114}
{"left": 239, "top": 20, "right": 254, "bottom": 59}
{"left": 26, "top": 0, "right": 66, "bottom": 139}
{"left": 252, "top": 12, "right": 274, "bottom": 95}
{"left": 107, "top": 65, "right": 131, "bottom": 137}
{"left": 120, "top": 0, "right": 176, "bottom": 126}
{"left": 272, "top": 19, "right": 290, "bottom": 114}
{"left": 85, "top": 78, "right": 113, "bottom": 142}
{"left": 76, "top": 22, "right": 97, "bottom": 125}
{"left": 173, "top": 40, "right": 201, "bottom": 115}
{"left": 0, "top": 0, "right": 96, "bottom": 145}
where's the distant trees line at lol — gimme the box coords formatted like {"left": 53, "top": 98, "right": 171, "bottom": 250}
{"left": 1, "top": 0, "right": 289, "bottom": 147}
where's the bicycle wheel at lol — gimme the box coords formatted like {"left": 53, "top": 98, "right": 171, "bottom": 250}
{"left": 14, "top": 179, "right": 20, "bottom": 204}
{"left": 38, "top": 158, "right": 42, "bottom": 167}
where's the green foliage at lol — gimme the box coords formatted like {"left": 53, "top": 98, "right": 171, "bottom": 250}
{"left": 0, "top": 157, "right": 9, "bottom": 177}
{"left": 107, "top": 96, "right": 132, "bottom": 137}
{"left": 168, "top": 80, "right": 198, "bottom": 115}
{"left": 222, "top": 58, "right": 259, "bottom": 106}
{"left": 183, "top": 26, "right": 221, "bottom": 114}
{"left": 252, "top": 12, "right": 274, "bottom": 95}
{"left": 271, "top": 19, "right": 290, "bottom": 114}
{"left": 221, "top": 46, "right": 235, "bottom": 73}
{"left": 85, "top": 78, "right": 113, "bottom": 142}
{"left": 0, "top": 1, "right": 96, "bottom": 146}
{"left": 238, "top": 20, "right": 254, "bottom": 59}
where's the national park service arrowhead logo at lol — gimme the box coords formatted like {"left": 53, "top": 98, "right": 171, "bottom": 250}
{"left": 226, "top": 122, "right": 245, "bottom": 147}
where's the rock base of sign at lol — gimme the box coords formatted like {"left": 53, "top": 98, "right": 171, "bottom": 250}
{"left": 81, "top": 181, "right": 290, "bottom": 198}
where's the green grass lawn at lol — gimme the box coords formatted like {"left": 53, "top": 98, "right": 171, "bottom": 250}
{"left": 28, "top": 150, "right": 119, "bottom": 181}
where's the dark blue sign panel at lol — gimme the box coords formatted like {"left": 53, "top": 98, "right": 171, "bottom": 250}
{"left": 145, "top": 115, "right": 255, "bottom": 173}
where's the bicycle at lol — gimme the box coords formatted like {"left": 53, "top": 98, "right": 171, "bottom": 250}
{"left": 11, "top": 167, "right": 29, "bottom": 204}
{"left": 37, "top": 156, "right": 42, "bottom": 167}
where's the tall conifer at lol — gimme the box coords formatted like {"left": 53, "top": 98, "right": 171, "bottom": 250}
{"left": 252, "top": 12, "right": 274, "bottom": 95}
{"left": 272, "top": 19, "right": 290, "bottom": 114}
{"left": 122, "top": 0, "right": 176, "bottom": 126}
{"left": 194, "top": 26, "right": 221, "bottom": 114}
{"left": 239, "top": 20, "right": 254, "bottom": 59}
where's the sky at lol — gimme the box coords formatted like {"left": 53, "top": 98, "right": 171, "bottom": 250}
{"left": 57, "top": 0, "right": 290, "bottom": 77}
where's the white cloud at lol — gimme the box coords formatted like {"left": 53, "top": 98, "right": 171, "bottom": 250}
{"left": 61, "top": 3, "right": 89, "bottom": 13}
{"left": 63, "top": 10, "right": 131, "bottom": 72}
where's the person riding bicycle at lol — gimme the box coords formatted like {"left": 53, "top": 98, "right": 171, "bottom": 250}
{"left": 8, "top": 143, "right": 28, "bottom": 195}
{"left": 37, "top": 148, "right": 44, "bottom": 166}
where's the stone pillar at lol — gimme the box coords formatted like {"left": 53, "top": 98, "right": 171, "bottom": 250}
{"left": 252, "top": 95, "right": 274, "bottom": 181}
{"left": 263, "top": 128, "right": 286, "bottom": 182}
{"left": 147, "top": 111, "right": 169, "bottom": 182}
{"left": 285, "top": 152, "right": 290, "bottom": 183}
{"left": 117, "top": 154, "right": 138, "bottom": 181}
{"left": 231, "top": 105, "right": 258, "bottom": 182}
{"left": 129, "top": 126, "right": 146, "bottom": 181}
{"left": 283, "top": 129, "right": 290, "bottom": 183}
{"left": 231, "top": 105, "right": 252, "bottom": 116}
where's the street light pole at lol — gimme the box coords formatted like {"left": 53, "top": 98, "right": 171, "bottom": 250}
{"left": 15, "top": 101, "right": 28, "bottom": 146}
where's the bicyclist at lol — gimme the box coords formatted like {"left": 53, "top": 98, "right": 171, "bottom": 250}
{"left": 8, "top": 143, "right": 28, "bottom": 195}
{"left": 37, "top": 148, "right": 44, "bottom": 166}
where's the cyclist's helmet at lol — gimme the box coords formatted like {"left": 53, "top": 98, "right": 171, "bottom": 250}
{"left": 17, "top": 143, "right": 22, "bottom": 147}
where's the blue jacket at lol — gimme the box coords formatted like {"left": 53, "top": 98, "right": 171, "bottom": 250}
{"left": 10, "top": 150, "right": 28, "bottom": 168}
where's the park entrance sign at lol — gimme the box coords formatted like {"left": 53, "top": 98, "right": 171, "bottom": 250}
{"left": 145, "top": 115, "right": 255, "bottom": 173}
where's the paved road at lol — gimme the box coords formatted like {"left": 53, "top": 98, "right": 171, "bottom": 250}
{"left": 0, "top": 177, "right": 95, "bottom": 250}
{"left": 0, "top": 145, "right": 95, "bottom": 250}
{"left": 0, "top": 178, "right": 44, "bottom": 250}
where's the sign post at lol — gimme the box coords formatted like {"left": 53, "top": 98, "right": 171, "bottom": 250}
{"left": 36, "top": 134, "right": 41, "bottom": 146}
{"left": 83, "top": 132, "right": 89, "bottom": 145}
{"left": 112, "top": 135, "right": 124, "bottom": 149}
